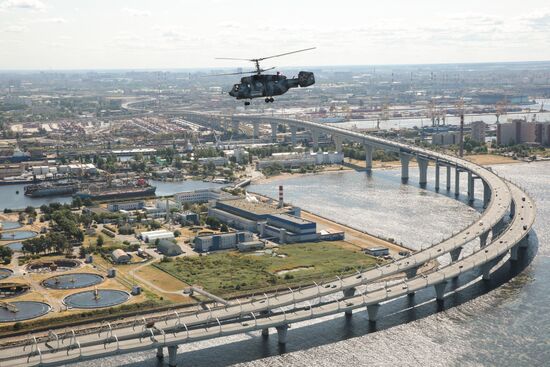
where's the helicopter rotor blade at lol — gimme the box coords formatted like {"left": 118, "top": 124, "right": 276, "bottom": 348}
{"left": 215, "top": 57, "right": 254, "bottom": 61}
{"left": 215, "top": 47, "right": 315, "bottom": 63}
{"left": 256, "top": 47, "right": 316, "bottom": 61}
{"left": 258, "top": 66, "right": 276, "bottom": 73}
{"left": 204, "top": 70, "right": 258, "bottom": 77}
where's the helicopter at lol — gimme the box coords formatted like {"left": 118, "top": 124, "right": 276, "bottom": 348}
{"left": 215, "top": 47, "right": 316, "bottom": 106}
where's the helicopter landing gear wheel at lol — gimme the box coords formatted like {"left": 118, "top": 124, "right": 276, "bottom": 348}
{"left": 269, "top": 97, "right": 274, "bottom": 103}
{"left": 244, "top": 101, "right": 250, "bottom": 106}
{"left": 265, "top": 98, "right": 270, "bottom": 103}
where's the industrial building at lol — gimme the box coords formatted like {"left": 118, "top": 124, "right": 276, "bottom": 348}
{"left": 497, "top": 120, "right": 550, "bottom": 146}
{"left": 256, "top": 151, "right": 344, "bottom": 170}
{"left": 174, "top": 211, "right": 200, "bottom": 226}
{"left": 194, "top": 231, "right": 254, "bottom": 252}
{"left": 157, "top": 240, "right": 183, "bottom": 256}
{"left": 364, "top": 247, "right": 389, "bottom": 257}
{"left": 174, "top": 188, "right": 227, "bottom": 204}
{"left": 258, "top": 213, "right": 318, "bottom": 243}
{"left": 108, "top": 201, "right": 145, "bottom": 212}
{"left": 469, "top": 121, "right": 486, "bottom": 143}
{"left": 140, "top": 230, "right": 175, "bottom": 243}
{"left": 431, "top": 132, "right": 461, "bottom": 146}
{"left": 111, "top": 249, "right": 131, "bottom": 264}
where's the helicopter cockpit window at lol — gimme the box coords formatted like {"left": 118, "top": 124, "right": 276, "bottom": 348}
{"left": 233, "top": 84, "right": 240, "bottom": 91}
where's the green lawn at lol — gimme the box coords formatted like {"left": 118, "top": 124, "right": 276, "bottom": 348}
{"left": 155, "top": 241, "right": 380, "bottom": 297}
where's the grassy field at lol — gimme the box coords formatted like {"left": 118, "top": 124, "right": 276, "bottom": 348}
{"left": 155, "top": 241, "right": 380, "bottom": 297}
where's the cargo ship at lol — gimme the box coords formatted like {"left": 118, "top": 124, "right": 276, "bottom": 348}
{"left": 24, "top": 181, "right": 79, "bottom": 197}
{"left": 74, "top": 179, "right": 156, "bottom": 201}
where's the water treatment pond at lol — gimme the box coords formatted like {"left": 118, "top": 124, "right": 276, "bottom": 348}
{"left": 6, "top": 242, "right": 23, "bottom": 252}
{"left": 0, "top": 268, "right": 13, "bottom": 280}
{"left": 43, "top": 273, "right": 104, "bottom": 290}
{"left": 64, "top": 289, "right": 130, "bottom": 309}
{"left": 0, "top": 221, "right": 22, "bottom": 230}
{"left": 0, "top": 231, "right": 37, "bottom": 241}
{"left": 0, "top": 301, "right": 50, "bottom": 322}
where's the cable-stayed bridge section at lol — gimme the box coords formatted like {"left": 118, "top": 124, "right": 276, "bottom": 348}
{"left": 0, "top": 113, "right": 536, "bottom": 367}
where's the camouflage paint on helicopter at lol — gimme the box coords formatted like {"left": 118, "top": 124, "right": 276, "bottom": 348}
{"left": 215, "top": 47, "right": 316, "bottom": 105}
{"left": 229, "top": 71, "right": 315, "bottom": 102}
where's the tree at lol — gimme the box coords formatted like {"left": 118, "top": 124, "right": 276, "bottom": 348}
{"left": 205, "top": 216, "right": 221, "bottom": 230}
{"left": 220, "top": 223, "right": 229, "bottom": 232}
{"left": 174, "top": 230, "right": 181, "bottom": 237}
{"left": 72, "top": 196, "right": 82, "bottom": 208}
{"left": 96, "top": 235, "right": 104, "bottom": 247}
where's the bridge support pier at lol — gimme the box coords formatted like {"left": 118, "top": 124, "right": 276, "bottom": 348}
{"left": 311, "top": 130, "right": 320, "bottom": 150}
{"left": 261, "top": 328, "right": 269, "bottom": 337}
{"left": 446, "top": 165, "right": 451, "bottom": 191}
{"left": 417, "top": 157, "right": 428, "bottom": 188}
{"left": 435, "top": 162, "right": 440, "bottom": 192}
{"left": 404, "top": 266, "right": 419, "bottom": 279}
{"left": 366, "top": 303, "right": 381, "bottom": 323}
{"left": 519, "top": 235, "right": 529, "bottom": 248}
{"left": 480, "top": 231, "right": 489, "bottom": 248}
{"left": 454, "top": 167, "right": 461, "bottom": 197}
{"left": 343, "top": 287, "right": 356, "bottom": 316}
{"left": 343, "top": 287, "right": 356, "bottom": 298}
{"left": 400, "top": 153, "right": 411, "bottom": 183}
{"left": 482, "top": 262, "right": 494, "bottom": 281}
{"left": 334, "top": 136, "right": 343, "bottom": 154}
{"left": 483, "top": 181, "right": 491, "bottom": 208}
{"left": 276, "top": 325, "right": 289, "bottom": 345}
{"left": 510, "top": 244, "right": 520, "bottom": 261}
{"left": 365, "top": 145, "right": 373, "bottom": 174}
{"left": 156, "top": 346, "right": 164, "bottom": 359}
{"left": 168, "top": 345, "right": 178, "bottom": 367}
{"left": 253, "top": 122, "right": 260, "bottom": 139}
{"left": 450, "top": 247, "right": 462, "bottom": 262}
{"left": 290, "top": 125, "right": 297, "bottom": 146}
{"left": 270, "top": 122, "right": 278, "bottom": 142}
{"left": 467, "top": 171, "right": 475, "bottom": 203}
{"left": 434, "top": 281, "right": 447, "bottom": 302}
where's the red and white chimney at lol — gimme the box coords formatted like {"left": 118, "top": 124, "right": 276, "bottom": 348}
{"left": 278, "top": 185, "right": 284, "bottom": 208}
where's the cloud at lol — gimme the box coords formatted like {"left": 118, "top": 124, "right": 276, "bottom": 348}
{"left": 36, "top": 17, "right": 67, "bottom": 24}
{"left": 3, "top": 24, "right": 27, "bottom": 32}
{"left": 0, "top": 0, "right": 45, "bottom": 10}
{"left": 122, "top": 7, "right": 151, "bottom": 17}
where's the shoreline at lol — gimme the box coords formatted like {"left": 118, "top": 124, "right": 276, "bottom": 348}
{"left": 252, "top": 153, "right": 523, "bottom": 184}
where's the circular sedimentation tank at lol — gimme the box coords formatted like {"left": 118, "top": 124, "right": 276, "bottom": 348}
{"left": 0, "top": 283, "right": 30, "bottom": 298}
{"left": 6, "top": 242, "right": 23, "bottom": 252}
{"left": 43, "top": 273, "right": 104, "bottom": 290}
{"left": 63, "top": 289, "right": 130, "bottom": 309}
{"left": 0, "top": 301, "right": 51, "bottom": 322}
{"left": 0, "top": 221, "right": 22, "bottom": 230}
{"left": 0, "top": 230, "right": 37, "bottom": 241}
{"left": 0, "top": 268, "right": 13, "bottom": 280}
{"left": 27, "top": 259, "right": 80, "bottom": 273}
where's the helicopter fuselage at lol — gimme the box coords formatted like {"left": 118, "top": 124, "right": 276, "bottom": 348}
{"left": 229, "top": 71, "right": 315, "bottom": 100}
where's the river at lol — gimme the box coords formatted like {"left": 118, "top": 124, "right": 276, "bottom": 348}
{"left": 0, "top": 180, "right": 223, "bottom": 211}
{"left": 12, "top": 162, "right": 550, "bottom": 366}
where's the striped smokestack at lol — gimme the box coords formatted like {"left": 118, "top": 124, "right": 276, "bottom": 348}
{"left": 278, "top": 185, "right": 283, "bottom": 208}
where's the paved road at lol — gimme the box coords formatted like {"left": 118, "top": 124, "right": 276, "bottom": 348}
{"left": 0, "top": 114, "right": 535, "bottom": 366}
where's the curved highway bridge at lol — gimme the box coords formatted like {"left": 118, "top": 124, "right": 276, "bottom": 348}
{"left": 0, "top": 113, "right": 536, "bottom": 367}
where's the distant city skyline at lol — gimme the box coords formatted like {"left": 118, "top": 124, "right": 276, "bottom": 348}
{"left": 1, "top": 0, "right": 550, "bottom": 70}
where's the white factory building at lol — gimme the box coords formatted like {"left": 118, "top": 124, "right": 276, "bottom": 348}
{"left": 256, "top": 151, "right": 344, "bottom": 170}
{"left": 140, "top": 230, "right": 175, "bottom": 243}
{"left": 174, "top": 188, "right": 223, "bottom": 204}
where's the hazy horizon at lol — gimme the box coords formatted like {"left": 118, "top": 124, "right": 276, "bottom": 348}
{"left": 1, "top": 0, "right": 550, "bottom": 70}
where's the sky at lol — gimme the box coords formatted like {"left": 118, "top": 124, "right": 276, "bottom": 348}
{"left": 1, "top": 0, "right": 550, "bottom": 70}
